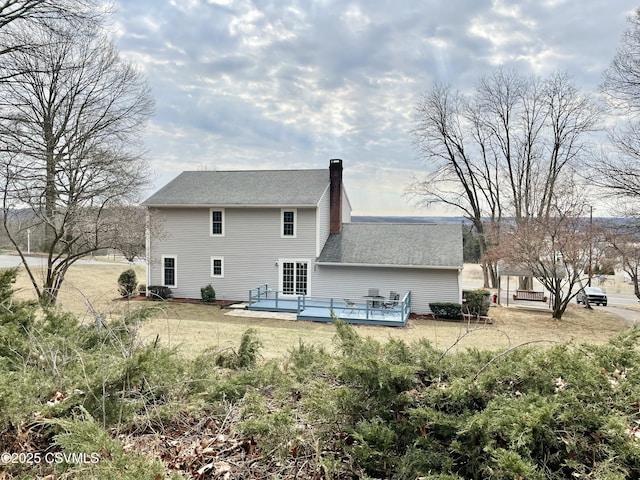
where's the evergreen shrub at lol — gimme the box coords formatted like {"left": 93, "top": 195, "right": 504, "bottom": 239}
{"left": 464, "top": 289, "right": 491, "bottom": 316}
{"left": 147, "top": 285, "right": 173, "bottom": 300}
{"left": 200, "top": 284, "right": 216, "bottom": 303}
{"left": 215, "top": 328, "right": 262, "bottom": 369}
{"left": 429, "top": 302, "right": 463, "bottom": 319}
{"left": 117, "top": 269, "right": 137, "bottom": 297}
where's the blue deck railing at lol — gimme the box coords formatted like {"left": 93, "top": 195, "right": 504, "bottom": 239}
{"left": 401, "top": 291, "right": 411, "bottom": 320}
{"left": 249, "top": 284, "right": 274, "bottom": 305}
{"left": 248, "top": 285, "right": 412, "bottom": 326}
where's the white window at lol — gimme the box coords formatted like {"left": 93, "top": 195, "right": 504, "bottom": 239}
{"left": 281, "top": 209, "right": 297, "bottom": 238}
{"left": 280, "top": 259, "right": 309, "bottom": 295}
{"left": 210, "top": 208, "right": 225, "bottom": 236}
{"left": 211, "top": 257, "right": 224, "bottom": 277}
{"left": 162, "top": 255, "right": 177, "bottom": 287}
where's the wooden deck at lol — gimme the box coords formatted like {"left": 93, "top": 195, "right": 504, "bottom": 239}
{"left": 247, "top": 289, "right": 410, "bottom": 327}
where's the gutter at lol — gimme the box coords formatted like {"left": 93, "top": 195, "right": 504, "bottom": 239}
{"left": 142, "top": 203, "right": 319, "bottom": 208}
{"left": 315, "top": 261, "right": 463, "bottom": 270}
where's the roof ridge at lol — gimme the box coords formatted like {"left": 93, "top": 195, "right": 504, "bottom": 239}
{"left": 348, "top": 221, "right": 448, "bottom": 226}
{"left": 178, "top": 168, "right": 327, "bottom": 173}
{"left": 143, "top": 168, "right": 331, "bottom": 206}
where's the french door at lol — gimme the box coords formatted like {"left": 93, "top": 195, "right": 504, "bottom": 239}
{"left": 280, "top": 260, "right": 309, "bottom": 295}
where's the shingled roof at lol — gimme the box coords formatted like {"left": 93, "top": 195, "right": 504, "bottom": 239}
{"left": 143, "top": 169, "right": 330, "bottom": 206}
{"left": 317, "top": 223, "right": 463, "bottom": 268}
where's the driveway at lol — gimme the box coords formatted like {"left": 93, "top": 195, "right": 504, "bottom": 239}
{"left": 604, "top": 305, "right": 640, "bottom": 325}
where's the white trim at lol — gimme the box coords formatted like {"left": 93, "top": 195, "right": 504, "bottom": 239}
{"left": 144, "top": 203, "right": 317, "bottom": 208}
{"left": 209, "top": 208, "right": 225, "bottom": 237}
{"left": 316, "top": 206, "right": 321, "bottom": 257}
{"left": 161, "top": 255, "right": 177, "bottom": 287}
{"left": 145, "top": 210, "right": 151, "bottom": 295}
{"left": 315, "top": 261, "right": 463, "bottom": 270}
{"left": 315, "top": 184, "right": 330, "bottom": 207}
{"left": 210, "top": 256, "right": 224, "bottom": 278}
{"left": 281, "top": 208, "right": 297, "bottom": 238}
{"left": 278, "top": 258, "right": 311, "bottom": 296}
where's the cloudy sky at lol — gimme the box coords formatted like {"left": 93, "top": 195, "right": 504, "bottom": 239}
{"left": 110, "top": 0, "right": 638, "bottom": 216}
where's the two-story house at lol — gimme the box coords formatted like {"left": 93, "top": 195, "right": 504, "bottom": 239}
{"left": 143, "top": 159, "right": 462, "bottom": 316}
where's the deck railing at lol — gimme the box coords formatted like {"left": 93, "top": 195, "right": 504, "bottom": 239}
{"left": 249, "top": 286, "right": 412, "bottom": 325}
{"left": 248, "top": 284, "right": 287, "bottom": 309}
{"left": 401, "top": 291, "right": 411, "bottom": 321}
{"left": 249, "top": 284, "right": 268, "bottom": 303}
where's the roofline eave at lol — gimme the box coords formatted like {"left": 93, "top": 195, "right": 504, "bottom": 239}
{"left": 142, "top": 203, "right": 321, "bottom": 208}
{"left": 315, "top": 261, "right": 463, "bottom": 270}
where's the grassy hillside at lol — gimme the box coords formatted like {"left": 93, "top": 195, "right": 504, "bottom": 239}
{"left": 2, "top": 265, "right": 640, "bottom": 478}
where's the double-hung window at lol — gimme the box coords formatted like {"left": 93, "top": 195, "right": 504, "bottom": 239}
{"left": 210, "top": 208, "right": 225, "bottom": 236}
{"left": 211, "top": 257, "right": 224, "bottom": 277}
{"left": 281, "top": 209, "right": 296, "bottom": 238}
{"left": 162, "top": 255, "right": 177, "bottom": 287}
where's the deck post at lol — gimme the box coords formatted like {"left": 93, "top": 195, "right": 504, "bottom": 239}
{"left": 401, "top": 291, "right": 411, "bottom": 323}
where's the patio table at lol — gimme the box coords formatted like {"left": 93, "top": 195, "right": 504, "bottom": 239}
{"left": 362, "top": 295, "right": 385, "bottom": 308}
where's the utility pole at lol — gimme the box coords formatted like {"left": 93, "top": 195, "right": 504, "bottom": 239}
{"left": 588, "top": 205, "right": 593, "bottom": 287}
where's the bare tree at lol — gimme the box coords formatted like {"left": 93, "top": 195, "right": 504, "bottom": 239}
{"left": 0, "top": 0, "right": 101, "bottom": 29}
{"left": 604, "top": 222, "right": 640, "bottom": 300}
{"left": 0, "top": 23, "right": 153, "bottom": 305}
{"left": 410, "top": 69, "right": 599, "bottom": 289}
{"left": 494, "top": 197, "right": 594, "bottom": 320}
{"left": 410, "top": 83, "right": 502, "bottom": 288}
{"left": 0, "top": 0, "right": 105, "bottom": 61}
{"left": 601, "top": 8, "right": 640, "bottom": 113}
{"left": 593, "top": 9, "right": 640, "bottom": 208}
{"left": 105, "top": 205, "right": 165, "bottom": 263}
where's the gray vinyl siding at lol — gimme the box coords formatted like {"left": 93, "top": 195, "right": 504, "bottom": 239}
{"left": 313, "top": 265, "right": 461, "bottom": 314}
{"left": 148, "top": 203, "right": 458, "bottom": 312}
{"left": 149, "top": 207, "right": 318, "bottom": 300}
{"left": 317, "top": 188, "right": 330, "bottom": 257}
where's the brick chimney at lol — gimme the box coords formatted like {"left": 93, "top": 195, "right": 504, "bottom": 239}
{"left": 329, "top": 159, "right": 343, "bottom": 234}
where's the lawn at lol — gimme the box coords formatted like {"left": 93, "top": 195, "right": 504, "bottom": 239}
{"left": 132, "top": 301, "right": 630, "bottom": 360}
{"left": 8, "top": 260, "right": 632, "bottom": 360}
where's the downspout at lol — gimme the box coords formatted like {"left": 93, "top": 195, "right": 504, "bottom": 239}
{"left": 145, "top": 209, "right": 151, "bottom": 297}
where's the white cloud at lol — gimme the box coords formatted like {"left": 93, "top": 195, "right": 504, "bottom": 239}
{"left": 112, "top": 0, "right": 638, "bottom": 215}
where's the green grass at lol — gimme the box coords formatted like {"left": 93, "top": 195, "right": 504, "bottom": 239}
{"left": 9, "top": 262, "right": 632, "bottom": 360}
{"left": 3, "top": 262, "right": 640, "bottom": 479}
{"left": 135, "top": 300, "right": 630, "bottom": 360}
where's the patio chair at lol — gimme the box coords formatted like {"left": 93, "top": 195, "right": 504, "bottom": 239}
{"left": 383, "top": 292, "right": 399, "bottom": 310}
{"left": 344, "top": 299, "right": 357, "bottom": 315}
